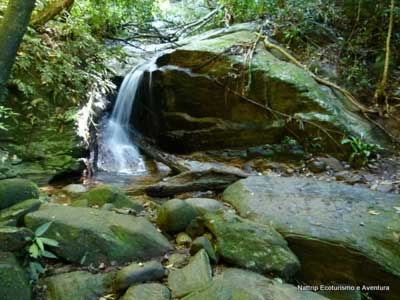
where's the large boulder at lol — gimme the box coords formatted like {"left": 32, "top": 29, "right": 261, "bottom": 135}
{"left": 223, "top": 176, "right": 400, "bottom": 300}
{"left": 0, "top": 252, "right": 31, "bottom": 300}
{"left": 202, "top": 211, "right": 300, "bottom": 279}
{"left": 0, "top": 178, "right": 39, "bottom": 209}
{"left": 0, "top": 198, "right": 41, "bottom": 226}
{"left": 43, "top": 271, "right": 114, "bottom": 300}
{"left": 25, "top": 205, "right": 172, "bottom": 265}
{"left": 120, "top": 283, "right": 171, "bottom": 300}
{"left": 182, "top": 268, "right": 327, "bottom": 300}
{"left": 133, "top": 23, "right": 388, "bottom": 154}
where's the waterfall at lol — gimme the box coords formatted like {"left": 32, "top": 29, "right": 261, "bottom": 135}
{"left": 97, "top": 61, "right": 156, "bottom": 174}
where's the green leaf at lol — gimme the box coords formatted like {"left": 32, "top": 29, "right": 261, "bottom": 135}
{"left": 39, "top": 237, "right": 59, "bottom": 247}
{"left": 35, "top": 222, "right": 52, "bottom": 237}
{"left": 29, "top": 244, "right": 40, "bottom": 259}
{"left": 42, "top": 250, "right": 57, "bottom": 259}
{"left": 36, "top": 238, "right": 45, "bottom": 252}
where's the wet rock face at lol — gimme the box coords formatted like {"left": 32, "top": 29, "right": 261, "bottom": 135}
{"left": 133, "top": 23, "right": 388, "bottom": 154}
{"left": 223, "top": 176, "right": 400, "bottom": 300}
{"left": 25, "top": 205, "right": 172, "bottom": 265}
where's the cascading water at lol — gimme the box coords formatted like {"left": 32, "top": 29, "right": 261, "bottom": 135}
{"left": 97, "top": 60, "right": 156, "bottom": 174}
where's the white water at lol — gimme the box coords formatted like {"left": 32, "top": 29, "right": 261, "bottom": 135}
{"left": 97, "top": 61, "right": 156, "bottom": 174}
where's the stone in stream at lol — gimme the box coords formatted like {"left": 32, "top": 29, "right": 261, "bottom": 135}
{"left": 0, "top": 198, "right": 41, "bottom": 226}
{"left": 168, "top": 249, "right": 212, "bottom": 298}
{"left": 120, "top": 283, "right": 171, "bottom": 300}
{"left": 72, "top": 184, "right": 143, "bottom": 211}
{"left": 0, "top": 226, "right": 33, "bottom": 251}
{"left": 134, "top": 23, "right": 389, "bottom": 154}
{"left": 114, "top": 260, "right": 165, "bottom": 292}
{"left": 156, "top": 199, "right": 198, "bottom": 233}
{"left": 223, "top": 176, "right": 400, "bottom": 300}
{"left": 25, "top": 205, "right": 172, "bottom": 265}
{"left": 62, "top": 183, "right": 88, "bottom": 194}
{"left": 182, "top": 268, "right": 328, "bottom": 300}
{"left": 0, "top": 178, "right": 40, "bottom": 209}
{"left": 0, "top": 252, "right": 31, "bottom": 300}
{"left": 190, "top": 236, "right": 218, "bottom": 264}
{"left": 202, "top": 210, "right": 300, "bottom": 279}
{"left": 43, "top": 271, "right": 114, "bottom": 300}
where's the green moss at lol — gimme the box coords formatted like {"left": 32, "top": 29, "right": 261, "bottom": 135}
{"left": 0, "top": 178, "right": 39, "bottom": 209}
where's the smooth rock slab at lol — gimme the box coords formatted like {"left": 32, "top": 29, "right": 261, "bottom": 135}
{"left": 121, "top": 283, "right": 171, "bottom": 300}
{"left": 223, "top": 176, "right": 400, "bottom": 300}
{"left": 25, "top": 205, "right": 172, "bottom": 265}
{"left": 43, "top": 271, "right": 114, "bottom": 300}
{"left": 0, "top": 252, "right": 31, "bottom": 300}
{"left": 182, "top": 268, "right": 328, "bottom": 300}
{"left": 168, "top": 249, "right": 212, "bottom": 297}
{"left": 202, "top": 211, "right": 300, "bottom": 278}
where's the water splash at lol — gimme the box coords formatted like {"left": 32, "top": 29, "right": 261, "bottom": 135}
{"left": 97, "top": 61, "right": 156, "bottom": 174}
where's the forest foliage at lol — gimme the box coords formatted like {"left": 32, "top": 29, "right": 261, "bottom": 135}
{"left": 0, "top": 0, "right": 399, "bottom": 130}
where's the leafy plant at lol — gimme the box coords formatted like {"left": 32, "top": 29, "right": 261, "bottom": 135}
{"left": 25, "top": 222, "right": 59, "bottom": 282}
{"left": 341, "top": 135, "right": 383, "bottom": 166}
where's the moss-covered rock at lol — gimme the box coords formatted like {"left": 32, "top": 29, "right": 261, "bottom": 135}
{"left": 0, "top": 252, "right": 31, "bottom": 300}
{"left": 133, "top": 23, "right": 389, "bottom": 154}
{"left": 202, "top": 210, "right": 300, "bottom": 279}
{"left": 223, "top": 176, "right": 400, "bottom": 300}
{"left": 25, "top": 205, "right": 172, "bottom": 265}
{"left": 185, "top": 198, "right": 224, "bottom": 216}
{"left": 120, "top": 283, "right": 171, "bottom": 300}
{"left": 182, "top": 268, "right": 328, "bottom": 300}
{"left": 157, "top": 199, "right": 198, "bottom": 233}
{"left": 73, "top": 184, "right": 143, "bottom": 211}
{"left": 43, "top": 271, "right": 114, "bottom": 300}
{"left": 168, "top": 249, "right": 212, "bottom": 298}
{"left": 0, "top": 226, "right": 33, "bottom": 251}
{"left": 0, "top": 198, "right": 41, "bottom": 226}
{"left": 0, "top": 178, "right": 39, "bottom": 209}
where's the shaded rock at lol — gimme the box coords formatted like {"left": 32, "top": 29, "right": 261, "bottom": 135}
{"left": 120, "top": 283, "right": 171, "bottom": 300}
{"left": 25, "top": 205, "right": 172, "bottom": 265}
{"left": 182, "top": 268, "right": 327, "bottom": 300}
{"left": 319, "top": 156, "right": 345, "bottom": 171}
{"left": 0, "top": 178, "right": 39, "bottom": 209}
{"left": 74, "top": 185, "right": 143, "bottom": 211}
{"left": 168, "top": 249, "right": 212, "bottom": 297}
{"left": 114, "top": 260, "right": 165, "bottom": 292}
{"left": 0, "top": 226, "right": 33, "bottom": 251}
{"left": 62, "top": 184, "right": 88, "bottom": 194}
{"left": 0, "top": 198, "right": 41, "bottom": 226}
{"left": 176, "top": 232, "right": 192, "bottom": 246}
{"left": 202, "top": 211, "right": 300, "bottom": 278}
{"left": 134, "top": 23, "right": 388, "bottom": 154}
{"left": 0, "top": 252, "right": 31, "bottom": 300}
{"left": 167, "top": 252, "right": 189, "bottom": 268}
{"left": 307, "top": 160, "right": 327, "bottom": 173}
{"left": 43, "top": 271, "right": 114, "bottom": 300}
{"left": 185, "top": 198, "right": 224, "bottom": 215}
{"left": 190, "top": 236, "right": 218, "bottom": 264}
{"left": 157, "top": 199, "right": 198, "bottom": 233}
{"left": 185, "top": 218, "right": 205, "bottom": 238}
{"left": 223, "top": 176, "right": 400, "bottom": 300}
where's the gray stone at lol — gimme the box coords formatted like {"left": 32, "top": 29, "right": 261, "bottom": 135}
{"left": 168, "top": 249, "right": 212, "bottom": 297}
{"left": 167, "top": 252, "right": 189, "bottom": 268}
{"left": 0, "top": 252, "right": 31, "bottom": 300}
{"left": 202, "top": 211, "right": 300, "bottom": 279}
{"left": 0, "top": 178, "right": 39, "bottom": 209}
{"left": 185, "top": 198, "right": 224, "bottom": 215}
{"left": 62, "top": 184, "right": 88, "bottom": 194}
{"left": 190, "top": 236, "right": 218, "bottom": 264}
{"left": 44, "top": 271, "right": 114, "bottom": 300}
{"left": 25, "top": 205, "right": 172, "bottom": 265}
{"left": 120, "top": 283, "right": 171, "bottom": 300}
{"left": 114, "top": 260, "right": 165, "bottom": 292}
{"left": 182, "top": 268, "right": 328, "bottom": 300}
{"left": 223, "top": 176, "right": 400, "bottom": 300}
{"left": 157, "top": 199, "right": 198, "bottom": 233}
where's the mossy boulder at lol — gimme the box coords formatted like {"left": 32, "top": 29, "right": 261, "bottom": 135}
{"left": 73, "top": 185, "right": 143, "bottom": 211}
{"left": 133, "top": 23, "right": 389, "bottom": 154}
{"left": 43, "top": 271, "right": 114, "bottom": 300}
{"left": 182, "top": 268, "right": 328, "bottom": 300}
{"left": 0, "top": 198, "right": 41, "bottom": 226}
{"left": 223, "top": 176, "right": 400, "bottom": 300}
{"left": 0, "top": 252, "right": 31, "bottom": 300}
{"left": 120, "top": 283, "right": 171, "bottom": 300}
{"left": 0, "top": 226, "right": 33, "bottom": 251}
{"left": 202, "top": 211, "right": 300, "bottom": 279}
{"left": 25, "top": 205, "right": 172, "bottom": 265}
{"left": 157, "top": 199, "right": 198, "bottom": 233}
{"left": 0, "top": 178, "right": 39, "bottom": 209}
{"left": 185, "top": 198, "right": 224, "bottom": 215}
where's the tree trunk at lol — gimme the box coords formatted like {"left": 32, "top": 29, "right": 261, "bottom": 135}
{"left": 0, "top": 0, "right": 36, "bottom": 91}
{"left": 31, "top": 0, "right": 74, "bottom": 27}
